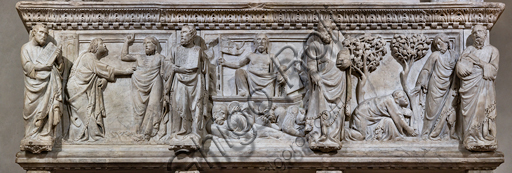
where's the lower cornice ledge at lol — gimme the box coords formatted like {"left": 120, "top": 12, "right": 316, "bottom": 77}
{"left": 16, "top": 145, "right": 504, "bottom": 171}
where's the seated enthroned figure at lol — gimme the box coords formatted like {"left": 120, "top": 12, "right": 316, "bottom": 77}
{"left": 219, "top": 33, "right": 284, "bottom": 97}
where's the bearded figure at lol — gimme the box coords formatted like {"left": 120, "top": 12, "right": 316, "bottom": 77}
{"left": 456, "top": 25, "right": 499, "bottom": 151}
{"left": 121, "top": 35, "right": 166, "bottom": 141}
{"left": 67, "top": 38, "right": 134, "bottom": 142}
{"left": 167, "top": 25, "right": 209, "bottom": 150}
{"left": 303, "top": 19, "right": 346, "bottom": 152}
{"left": 20, "top": 24, "right": 63, "bottom": 153}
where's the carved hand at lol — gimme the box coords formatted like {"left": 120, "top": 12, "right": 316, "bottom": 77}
{"left": 124, "top": 68, "right": 134, "bottom": 75}
{"left": 162, "top": 96, "right": 170, "bottom": 114}
{"left": 55, "top": 45, "right": 62, "bottom": 59}
{"left": 410, "top": 86, "right": 422, "bottom": 95}
{"left": 174, "top": 66, "right": 194, "bottom": 73}
{"left": 218, "top": 57, "right": 226, "bottom": 65}
{"left": 184, "top": 68, "right": 195, "bottom": 73}
{"left": 126, "top": 34, "right": 135, "bottom": 44}
{"left": 98, "top": 78, "right": 108, "bottom": 90}
{"left": 311, "top": 74, "right": 321, "bottom": 85}
{"left": 344, "top": 104, "right": 351, "bottom": 118}
{"left": 457, "top": 58, "right": 473, "bottom": 77}
{"left": 35, "top": 63, "right": 53, "bottom": 71}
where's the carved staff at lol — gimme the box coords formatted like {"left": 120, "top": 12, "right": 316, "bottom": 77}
{"left": 218, "top": 35, "right": 246, "bottom": 96}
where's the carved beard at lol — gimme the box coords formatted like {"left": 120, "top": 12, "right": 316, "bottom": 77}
{"left": 34, "top": 36, "right": 47, "bottom": 46}
{"left": 439, "top": 46, "right": 447, "bottom": 54}
{"left": 145, "top": 48, "right": 155, "bottom": 55}
{"left": 181, "top": 36, "right": 193, "bottom": 46}
{"left": 474, "top": 37, "right": 485, "bottom": 49}
{"left": 97, "top": 48, "right": 109, "bottom": 58}
{"left": 215, "top": 117, "right": 225, "bottom": 125}
{"left": 256, "top": 45, "right": 267, "bottom": 53}
{"left": 318, "top": 27, "right": 332, "bottom": 44}
{"left": 320, "top": 34, "right": 332, "bottom": 44}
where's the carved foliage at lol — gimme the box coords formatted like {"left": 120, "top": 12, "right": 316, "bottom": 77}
{"left": 390, "top": 34, "right": 431, "bottom": 100}
{"left": 391, "top": 34, "right": 430, "bottom": 64}
{"left": 343, "top": 34, "right": 387, "bottom": 74}
{"left": 342, "top": 34, "right": 386, "bottom": 103}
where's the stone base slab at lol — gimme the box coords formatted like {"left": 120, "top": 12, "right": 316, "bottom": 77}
{"left": 16, "top": 141, "right": 503, "bottom": 172}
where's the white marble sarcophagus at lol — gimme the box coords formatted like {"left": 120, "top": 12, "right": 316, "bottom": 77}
{"left": 15, "top": 0, "right": 505, "bottom": 172}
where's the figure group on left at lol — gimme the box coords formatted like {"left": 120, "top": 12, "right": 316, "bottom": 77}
{"left": 20, "top": 24, "right": 210, "bottom": 152}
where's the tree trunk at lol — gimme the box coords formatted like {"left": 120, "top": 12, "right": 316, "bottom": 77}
{"left": 356, "top": 75, "right": 367, "bottom": 104}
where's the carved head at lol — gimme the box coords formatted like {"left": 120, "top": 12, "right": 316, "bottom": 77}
{"left": 286, "top": 105, "right": 306, "bottom": 123}
{"left": 392, "top": 90, "right": 409, "bottom": 108}
{"left": 228, "top": 101, "right": 242, "bottom": 115}
{"left": 472, "top": 24, "right": 487, "bottom": 49}
{"left": 336, "top": 48, "right": 352, "bottom": 71}
{"left": 273, "top": 106, "right": 287, "bottom": 122}
{"left": 213, "top": 104, "right": 228, "bottom": 125}
{"left": 180, "top": 25, "right": 196, "bottom": 46}
{"left": 30, "top": 24, "right": 48, "bottom": 46}
{"left": 317, "top": 19, "right": 333, "bottom": 44}
{"left": 88, "top": 38, "right": 108, "bottom": 58}
{"left": 143, "top": 36, "right": 160, "bottom": 55}
{"left": 433, "top": 34, "right": 450, "bottom": 54}
{"left": 254, "top": 33, "right": 269, "bottom": 54}
{"left": 289, "top": 106, "right": 299, "bottom": 116}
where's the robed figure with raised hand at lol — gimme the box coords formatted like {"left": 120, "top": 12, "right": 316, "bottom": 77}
{"left": 121, "top": 35, "right": 166, "bottom": 141}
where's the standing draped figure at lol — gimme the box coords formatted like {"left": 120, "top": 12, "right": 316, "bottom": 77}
{"left": 456, "top": 25, "right": 499, "bottom": 151}
{"left": 304, "top": 19, "right": 346, "bottom": 152}
{"left": 412, "top": 34, "right": 459, "bottom": 140}
{"left": 166, "top": 25, "right": 209, "bottom": 150}
{"left": 121, "top": 35, "right": 165, "bottom": 141}
{"left": 67, "top": 38, "right": 134, "bottom": 142}
{"left": 20, "top": 24, "right": 63, "bottom": 153}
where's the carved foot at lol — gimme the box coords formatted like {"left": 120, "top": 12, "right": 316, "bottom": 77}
{"left": 169, "top": 134, "right": 201, "bottom": 151}
{"left": 464, "top": 138, "right": 497, "bottom": 152}
{"left": 318, "top": 135, "right": 328, "bottom": 142}
{"left": 176, "top": 129, "right": 188, "bottom": 135}
{"left": 27, "top": 170, "right": 54, "bottom": 173}
{"left": 309, "top": 140, "right": 341, "bottom": 152}
{"left": 20, "top": 138, "right": 53, "bottom": 153}
{"left": 238, "top": 91, "right": 248, "bottom": 97}
{"left": 21, "top": 145, "right": 53, "bottom": 154}
{"left": 466, "top": 170, "right": 494, "bottom": 173}
{"left": 132, "top": 134, "right": 150, "bottom": 141}
{"left": 465, "top": 143, "right": 497, "bottom": 152}
{"left": 169, "top": 144, "right": 200, "bottom": 151}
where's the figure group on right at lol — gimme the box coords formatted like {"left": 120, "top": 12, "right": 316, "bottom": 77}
{"left": 345, "top": 24, "right": 499, "bottom": 152}
{"left": 457, "top": 25, "right": 499, "bottom": 151}
{"left": 417, "top": 24, "right": 498, "bottom": 151}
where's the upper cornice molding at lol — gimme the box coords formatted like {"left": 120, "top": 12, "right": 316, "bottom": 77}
{"left": 16, "top": 1, "right": 505, "bottom": 31}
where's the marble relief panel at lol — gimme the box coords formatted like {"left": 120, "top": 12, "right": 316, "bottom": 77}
{"left": 55, "top": 31, "right": 176, "bottom": 144}
{"left": 46, "top": 29, "right": 465, "bottom": 145}
{"left": 20, "top": 23, "right": 495, "bottom": 153}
